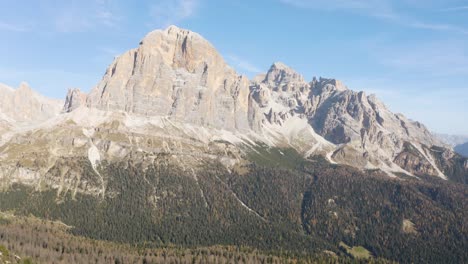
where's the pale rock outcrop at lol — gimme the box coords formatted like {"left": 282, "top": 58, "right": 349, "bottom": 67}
{"left": 83, "top": 26, "right": 251, "bottom": 131}
{"left": 63, "top": 88, "right": 87, "bottom": 112}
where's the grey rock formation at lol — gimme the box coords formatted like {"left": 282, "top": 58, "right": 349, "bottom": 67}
{"left": 247, "top": 62, "right": 446, "bottom": 175}
{"left": 63, "top": 88, "right": 87, "bottom": 112}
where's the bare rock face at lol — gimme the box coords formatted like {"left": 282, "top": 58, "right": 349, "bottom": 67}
{"left": 63, "top": 88, "right": 87, "bottom": 112}
{"left": 83, "top": 26, "right": 250, "bottom": 131}
{"left": 393, "top": 142, "right": 439, "bottom": 176}
{"left": 0, "top": 82, "right": 62, "bottom": 124}
{"left": 248, "top": 62, "right": 448, "bottom": 177}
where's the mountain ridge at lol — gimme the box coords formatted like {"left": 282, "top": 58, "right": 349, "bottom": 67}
{"left": 0, "top": 25, "right": 465, "bottom": 189}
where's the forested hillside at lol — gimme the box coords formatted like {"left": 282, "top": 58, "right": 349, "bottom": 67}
{"left": 0, "top": 149, "right": 466, "bottom": 263}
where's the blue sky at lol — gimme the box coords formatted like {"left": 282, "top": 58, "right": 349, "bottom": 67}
{"left": 0, "top": 0, "right": 467, "bottom": 134}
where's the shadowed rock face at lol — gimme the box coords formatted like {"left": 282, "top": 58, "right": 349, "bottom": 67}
{"left": 12, "top": 26, "right": 467, "bottom": 180}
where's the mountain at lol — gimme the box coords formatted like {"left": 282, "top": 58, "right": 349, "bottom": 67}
{"left": 1, "top": 26, "right": 467, "bottom": 263}
{"left": 455, "top": 142, "right": 468, "bottom": 157}
{"left": 0, "top": 82, "right": 62, "bottom": 145}
{"left": 0, "top": 82, "right": 62, "bottom": 124}
{"left": 433, "top": 132, "right": 468, "bottom": 158}
{"left": 61, "top": 25, "right": 461, "bottom": 180}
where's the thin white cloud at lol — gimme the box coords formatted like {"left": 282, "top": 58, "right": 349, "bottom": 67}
{"left": 55, "top": 10, "right": 92, "bottom": 33}
{"left": 280, "top": 0, "right": 468, "bottom": 35}
{"left": 280, "top": 0, "right": 393, "bottom": 17}
{"left": 280, "top": 0, "right": 389, "bottom": 11}
{"left": 0, "top": 21, "right": 29, "bottom": 32}
{"left": 150, "top": 0, "right": 198, "bottom": 27}
{"left": 440, "top": 6, "right": 468, "bottom": 12}
{"left": 407, "top": 20, "right": 468, "bottom": 35}
{"left": 225, "top": 55, "right": 262, "bottom": 74}
{"left": 53, "top": 0, "right": 120, "bottom": 33}
{"left": 96, "top": 10, "right": 119, "bottom": 27}
{"left": 379, "top": 41, "right": 468, "bottom": 75}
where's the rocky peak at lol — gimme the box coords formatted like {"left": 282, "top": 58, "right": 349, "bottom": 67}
{"left": 63, "top": 88, "right": 87, "bottom": 112}
{"left": 0, "top": 82, "right": 62, "bottom": 124}
{"left": 83, "top": 25, "right": 250, "bottom": 131}
{"left": 138, "top": 25, "right": 222, "bottom": 73}
{"left": 17, "top": 82, "right": 33, "bottom": 92}
{"left": 312, "top": 77, "right": 348, "bottom": 94}
{"left": 263, "top": 62, "right": 306, "bottom": 90}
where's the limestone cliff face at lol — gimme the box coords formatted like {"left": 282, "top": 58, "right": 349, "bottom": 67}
{"left": 81, "top": 26, "right": 250, "bottom": 131}
{"left": 0, "top": 82, "right": 62, "bottom": 124}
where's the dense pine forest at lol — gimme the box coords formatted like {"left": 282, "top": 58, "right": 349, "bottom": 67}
{"left": 0, "top": 148, "right": 466, "bottom": 263}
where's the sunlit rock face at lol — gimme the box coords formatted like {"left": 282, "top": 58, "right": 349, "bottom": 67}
{"left": 81, "top": 26, "right": 250, "bottom": 131}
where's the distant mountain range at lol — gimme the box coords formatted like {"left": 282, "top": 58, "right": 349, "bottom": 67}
{"left": 434, "top": 133, "right": 468, "bottom": 147}
{"left": 434, "top": 133, "right": 468, "bottom": 157}
{"left": 455, "top": 142, "right": 468, "bottom": 157}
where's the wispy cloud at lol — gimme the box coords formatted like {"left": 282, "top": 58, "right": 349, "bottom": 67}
{"left": 440, "top": 6, "right": 468, "bottom": 12}
{"left": 225, "top": 55, "right": 262, "bottom": 74}
{"left": 150, "top": 0, "right": 198, "bottom": 27}
{"left": 379, "top": 41, "right": 468, "bottom": 75}
{"left": 280, "top": 0, "right": 393, "bottom": 16}
{"left": 0, "top": 21, "right": 29, "bottom": 32}
{"left": 96, "top": 10, "right": 119, "bottom": 27}
{"left": 404, "top": 19, "right": 468, "bottom": 35}
{"left": 280, "top": 0, "right": 389, "bottom": 11}
{"left": 280, "top": 0, "right": 468, "bottom": 35}
{"left": 53, "top": 0, "right": 120, "bottom": 33}
{"left": 55, "top": 10, "right": 92, "bottom": 33}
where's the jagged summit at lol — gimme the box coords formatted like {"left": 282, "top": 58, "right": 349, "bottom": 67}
{"left": 270, "top": 62, "right": 292, "bottom": 70}
{"left": 18, "top": 81, "right": 32, "bottom": 91}
{"left": 263, "top": 62, "right": 306, "bottom": 88}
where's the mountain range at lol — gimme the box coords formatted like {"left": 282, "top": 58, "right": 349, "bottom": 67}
{"left": 0, "top": 26, "right": 467, "bottom": 263}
